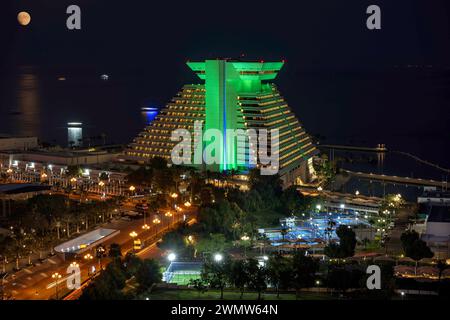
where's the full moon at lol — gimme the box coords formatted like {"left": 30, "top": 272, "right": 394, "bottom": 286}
{"left": 17, "top": 11, "right": 31, "bottom": 26}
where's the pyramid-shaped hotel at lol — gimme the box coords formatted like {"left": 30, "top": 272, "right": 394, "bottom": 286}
{"left": 125, "top": 59, "right": 319, "bottom": 186}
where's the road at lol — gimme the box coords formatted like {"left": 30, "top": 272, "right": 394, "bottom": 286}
{"left": 3, "top": 207, "right": 196, "bottom": 300}
{"left": 342, "top": 169, "right": 448, "bottom": 188}
{"left": 386, "top": 205, "right": 412, "bottom": 255}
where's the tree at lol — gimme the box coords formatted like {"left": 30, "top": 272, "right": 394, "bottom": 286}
{"left": 327, "top": 266, "right": 356, "bottom": 297}
{"left": 228, "top": 259, "right": 250, "bottom": 299}
{"left": 80, "top": 260, "right": 127, "bottom": 300}
{"left": 28, "top": 194, "right": 69, "bottom": 239}
{"left": 336, "top": 225, "right": 357, "bottom": 258}
{"left": 281, "top": 186, "right": 307, "bottom": 216}
{"left": 108, "top": 243, "right": 122, "bottom": 260}
{"left": 99, "top": 172, "right": 109, "bottom": 181}
{"left": 126, "top": 167, "right": 152, "bottom": 187}
{"left": 324, "top": 218, "right": 336, "bottom": 243}
{"left": 266, "top": 253, "right": 292, "bottom": 298}
{"left": 148, "top": 156, "right": 168, "bottom": 170}
{"left": 201, "top": 255, "right": 232, "bottom": 299}
{"left": 245, "top": 258, "right": 267, "bottom": 300}
{"left": 189, "top": 278, "right": 208, "bottom": 297}
{"left": 66, "top": 165, "right": 82, "bottom": 178}
{"left": 248, "top": 168, "right": 282, "bottom": 197}
{"left": 135, "top": 259, "right": 162, "bottom": 292}
{"left": 157, "top": 229, "right": 190, "bottom": 257}
{"left": 436, "top": 260, "right": 448, "bottom": 296}
{"left": 324, "top": 225, "right": 357, "bottom": 260}
{"left": 280, "top": 228, "right": 288, "bottom": 243}
{"left": 0, "top": 235, "right": 14, "bottom": 273}
{"left": 123, "top": 252, "right": 143, "bottom": 277}
{"left": 400, "top": 230, "right": 434, "bottom": 275}
{"left": 290, "top": 251, "right": 319, "bottom": 298}
{"left": 195, "top": 234, "right": 230, "bottom": 257}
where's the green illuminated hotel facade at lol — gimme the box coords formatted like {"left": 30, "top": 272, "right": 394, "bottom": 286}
{"left": 126, "top": 59, "right": 319, "bottom": 186}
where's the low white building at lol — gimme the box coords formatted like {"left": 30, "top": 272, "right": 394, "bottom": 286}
{"left": 422, "top": 204, "right": 450, "bottom": 259}
{"left": 0, "top": 136, "right": 38, "bottom": 151}
{"left": 418, "top": 190, "right": 450, "bottom": 205}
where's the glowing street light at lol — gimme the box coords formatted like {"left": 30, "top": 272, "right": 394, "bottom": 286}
{"left": 355, "top": 190, "right": 360, "bottom": 196}
{"left": 153, "top": 218, "right": 161, "bottom": 224}
{"left": 142, "top": 224, "right": 150, "bottom": 230}
{"left": 186, "top": 235, "right": 195, "bottom": 245}
{"left": 171, "top": 193, "right": 178, "bottom": 199}
{"left": 51, "top": 272, "right": 62, "bottom": 299}
{"left": 153, "top": 217, "right": 161, "bottom": 236}
{"left": 98, "top": 181, "right": 105, "bottom": 187}
{"left": 70, "top": 177, "right": 77, "bottom": 183}
{"left": 214, "top": 253, "right": 223, "bottom": 262}
{"left": 316, "top": 204, "right": 321, "bottom": 211}
{"left": 317, "top": 186, "right": 323, "bottom": 191}
{"left": 84, "top": 253, "right": 93, "bottom": 260}
{"left": 241, "top": 235, "right": 250, "bottom": 241}
{"left": 167, "top": 252, "right": 176, "bottom": 262}
{"left": 184, "top": 201, "right": 191, "bottom": 207}
{"left": 84, "top": 253, "right": 94, "bottom": 277}
{"left": 129, "top": 231, "right": 138, "bottom": 238}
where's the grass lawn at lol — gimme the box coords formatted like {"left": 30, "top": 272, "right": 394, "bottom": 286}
{"left": 168, "top": 273, "right": 200, "bottom": 285}
{"left": 145, "top": 289, "right": 332, "bottom": 300}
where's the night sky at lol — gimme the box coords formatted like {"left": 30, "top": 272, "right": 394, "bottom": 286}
{"left": 1, "top": 0, "right": 449, "bottom": 164}
{"left": 2, "top": 1, "right": 450, "bottom": 69}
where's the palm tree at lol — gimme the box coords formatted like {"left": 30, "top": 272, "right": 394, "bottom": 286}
{"left": 280, "top": 228, "right": 289, "bottom": 244}
{"left": 62, "top": 213, "right": 72, "bottom": 238}
{"left": 325, "top": 218, "right": 336, "bottom": 243}
{"left": 436, "top": 260, "right": 448, "bottom": 295}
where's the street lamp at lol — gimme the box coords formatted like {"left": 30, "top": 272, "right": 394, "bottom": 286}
{"left": 96, "top": 245, "right": 106, "bottom": 269}
{"left": 153, "top": 218, "right": 161, "bottom": 237}
{"left": 184, "top": 201, "right": 191, "bottom": 207}
{"left": 51, "top": 272, "right": 62, "bottom": 299}
{"left": 214, "top": 253, "right": 223, "bottom": 262}
{"left": 129, "top": 231, "right": 138, "bottom": 238}
{"left": 142, "top": 224, "right": 150, "bottom": 230}
{"left": 317, "top": 186, "right": 323, "bottom": 191}
{"left": 355, "top": 190, "right": 360, "bottom": 196}
{"left": 167, "top": 252, "right": 176, "bottom": 262}
{"left": 171, "top": 193, "right": 178, "bottom": 199}
{"left": 165, "top": 211, "right": 173, "bottom": 226}
{"left": 84, "top": 253, "right": 94, "bottom": 276}
{"left": 129, "top": 231, "right": 138, "bottom": 253}
{"left": 187, "top": 235, "right": 195, "bottom": 244}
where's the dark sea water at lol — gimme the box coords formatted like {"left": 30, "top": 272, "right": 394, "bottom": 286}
{"left": 0, "top": 65, "right": 449, "bottom": 182}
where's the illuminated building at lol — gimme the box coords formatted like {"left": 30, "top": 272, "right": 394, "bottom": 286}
{"left": 67, "top": 122, "right": 83, "bottom": 148}
{"left": 126, "top": 59, "right": 318, "bottom": 186}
